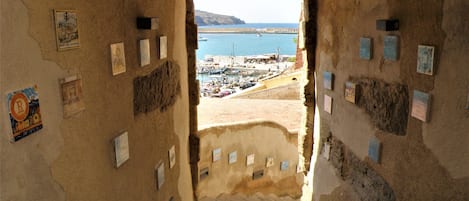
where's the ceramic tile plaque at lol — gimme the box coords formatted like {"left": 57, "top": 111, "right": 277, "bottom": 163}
{"left": 345, "top": 82, "right": 357, "bottom": 104}
{"left": 359, "top": 37, "right": 372, "bottom": 60}
{"left": 160, "top": 36, "right": 167, "bottom": 59}
{"left": 168, "top": 145, "right": 176, "bottom": 169}
{"left": 54, "top": 10, "right": 80, "bottom": 51}
{"left": 411, "top": 90, "right": 431, "bottom": 122}
{"left": 384, "top": 35, "right": 399, "bottom": 61}
{"left": 368, "top": 137, "right": 381, "bottom": 163}
{"left": 266, "top": 157, "right": 274, "bottom": 167}
{"left": 199, "top": 167, "right": 209, "bottom": 180}
{"left": 114, "top": 131, "right": 129, "bottom": 168}
{"left": 324, "top": 95, "right": 332, "bottom": 114}
{"left": 228, "top": 151, "right": 237, "bottom": 164}
{"left": 7, "top": 85, "right": 43, "bottom": 142}
{"left": 139, "top": 39, "right": 150, "bottom": 66}
{"left": 252, "top": 169, "right": 264, "bottom": 180}
{"left": 246, "top": 154, "right": 255, "bottom": 166}
{"left": 280, "top": 160, "right": 289, "bottom": 171}
{"left": 212, "top": 148, "right": 221, "bottom": 162}
{"left": 156, "top": 161, "right": 165, "bottom": 190}
{"left": 110, "top": 42, "right": 126, "bottom": 76}
{"left": 60, "top": 75, "right": 85, "bottom": 118}
{"left": 323, "top": 71, "right": 334, "bottom": 90}
{"left": 416, "top": 45, "right": 435, "bottom": 75}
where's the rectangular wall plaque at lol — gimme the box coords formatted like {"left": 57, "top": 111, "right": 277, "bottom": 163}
{"left": 199, "top": 167, "right": 209, "bottom": 180}
{"left": 368, "top": 137, "right": 381, "bottom": 163}
{"left": 266, "top": 157, "right": 274, "bottom": 167}
{"left": 323, "top": 71, "right": 334, "bottom": 90}
{"left": 212, "top": 148, "right": 221, "bottom": 162}
{"left": 411, "top": 90, "right": 431, "bottom": 122}
{"left": 345, "top": 81, "right": 357, "bottom": 104}
{"left": 384, "top": 35, "right": 399, "bottom": 61}
{"left": 246, "top": 154, "right": 255, "bottom": 166}
{"left": 359, "top": 37, "right": 372, "bottom": 60}
{"left": 139, "top": 39, "right": 150, "bottom": 67}
{"left": 324, "top": 95, "right": 332, "bottom": 114}
{"left": 168, "top": 145, "right": 176, "bottom": 169}
{"left": 54, "top": 9, "right": 80, "bottom": 51}
{"left": 136, "top": 17, "right": 159, "bottom": 30}
{"left": 110, "top": 42, "right": 126, "bottom": 76}
{"left": 60, "top": 75, "right": 85, "bottom": 118}
{"left": 114, "top": 131, "right": 129, "bottom": 168}
{"left": 322, "top": 142, "right": 331, "bottom": 160}
{"left": 7, "top": 85, "right": 43, "bottom": 142}
{"left": 252, "top": 169, "right": 264, "bottom": 180}
{"left": 160, "top": 36, "right": 167, "bottom": 59}
{"left": 280, "top": 160, "right": 289, "bottom": 171}
{"left": 228, "top": 151, "right": 237, "bottom": 164}
{"left": 156, "top": 161, "right": 165, "bottom": 190}
{"left": 417, "top": 45, "right": 435, "bottom": 75}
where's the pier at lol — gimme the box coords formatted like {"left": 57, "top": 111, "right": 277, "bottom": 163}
{"left": 198, "top": 27, "right": 298, "bottom": 34}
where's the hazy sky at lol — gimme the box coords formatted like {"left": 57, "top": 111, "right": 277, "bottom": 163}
{"left": 193, "top": 0, "right": 302, "bottom": 23}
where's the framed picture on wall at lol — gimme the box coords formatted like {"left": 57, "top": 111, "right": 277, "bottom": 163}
{"left": 416, "top": 45, "right": 435, "bottom": 75}
{"left": 54, "top": 10, "right": 80, "bottom": 51}
{"left": 60, "top": 75, "right": 85, "bottom": 118}
{"left": 159, "top": 36, "right": 168, "bottom": 59}
{"left": 323, "top": 71, "right": 334, "bottom": 90}
{"left": 359, "top": 37, "right": 372, "bottom": 60}
{"left": 156, "top": 161, "right": 165, "bottom": 190}
{"left": 110, "top": 42, "right": 126, "bottom": 76}
{"left": 139, "top": 39, "right": 150, "bottom": 67}
{"left": 228, "top": 151, "right": 237, "bottom": 164}
{"left": 113, "top": 131, "right": 130, "bottom": 168}
{"left": 168, "top": 145, "right": 176, "bottom": 169}
{"left": 383, "top": 35, "right": 399, "bottom": 61}
{"left": 266, "top": 157, "right": 274, "bottom": 168}
{"left": 7, "top": 85, "right": 43, "bottom": 142}
{"left": 280, "top": 160, "right": 289, "bottom": 171}
{"left": 212, "top": 148, "right": 221, "bottom": 162}
{"left": 411, "top": 90, "right": 431, "bottom": 122}
{"left": 344, "top": 81, "right": 357, "bottom": 104}
{"left": 324, "top": 95, "right": 332, "bottom": 114}
{"left": 246, "top": 154, "right": 255, "bottom": 166}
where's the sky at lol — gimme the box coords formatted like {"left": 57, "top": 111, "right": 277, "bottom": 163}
{"left": 193, "top": 0, "right": 302, "bottom": 23}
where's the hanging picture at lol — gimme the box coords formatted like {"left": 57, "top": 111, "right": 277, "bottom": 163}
{"left": 368, "top": 137, "right": 381, "bottom": 163}
{"left": 323, "top": 71, "right": 334, "bottom": 90}
{"left": 411, "top": 90, "right": 431, "bottom": 122}
{"left": 324, "top": 95, "right": 332, "bottom": 114}
{"left": 359, "top": 37, "right": 372, "bottom": 60}
{"left": 7, "top": 85, "right": 43, "bottom": 142}
{"left": 156, "top": 161, "right": 165, "bottom": 190}
{"left": 60, "top": 75, "right": 85, "bottom": 118}
{"left": 322, "top": 142, "right": 331, "bottom": 160}
{"left": 280, "top": 160, "right": 289, "bottom": 171}
{"left": 140, "top": 39, "right": 150, "bottom": 67}
{"left": 228, "top": 151, "right": 237, "bottom": 164}
{"left": 114, "top": 131, "right": 130, "bottom": 168}
{"left": 345, "top": 82, "right": 357, "bottom": 104}
{"left": 168, "top": 145, "right": 176, "bottom": 169}
{"left": 383, "top": 35, "right": 399, "bottom": 61}
{"left": 110, "top": 42, "right": 126, "bottom": 76}
{"left": 160, "top": 36, "right": 167, "bottom": 59}
{"left": 266, "top": 157, "right": 274, "bottom": 168}
{"left": 54, "top": 10, "right": 80, "bottom": 51}
{"left": 212, "top": 148, "right": 221, "bottom": 162}
{"left": 416, "top": 45, "right": 435, "bottom": 75}
{"left": 246, "top": 154, "right": 255, "bottom": 166}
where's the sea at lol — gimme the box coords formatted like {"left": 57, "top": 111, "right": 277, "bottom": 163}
{"left": 196, "top": 23, "right": 299, "bottom": 61}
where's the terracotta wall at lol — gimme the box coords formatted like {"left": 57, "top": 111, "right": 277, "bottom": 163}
{"left": 311, "top": 0, "right": 469, "bottom": 200}
{"left": 196, "top": 121, "right": 302, "bottom": 199}
{"left": 0, "top": 0, "right": 193, "bottom": 201}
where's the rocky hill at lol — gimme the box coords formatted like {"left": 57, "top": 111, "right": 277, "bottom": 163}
{"left": 195, "top": 10, "right": 245, "bottom": 26}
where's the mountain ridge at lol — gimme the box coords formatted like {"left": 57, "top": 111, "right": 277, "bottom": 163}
{"left": 195, "top": 10, "right": 246, "bottom": 26}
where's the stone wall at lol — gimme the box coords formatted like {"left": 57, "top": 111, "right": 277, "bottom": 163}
{"left": 0, "top": 0, "right": 193, "bottom": 201}
{"left": 311, "top": 0, "right": 469, "bottom": 200}
{"left": 195, "top": 121, "right": 302, "bottom": 199}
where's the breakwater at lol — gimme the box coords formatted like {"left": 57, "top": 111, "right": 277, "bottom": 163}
{"left": 198, "top": 27, "right": 298, "bottom": 34}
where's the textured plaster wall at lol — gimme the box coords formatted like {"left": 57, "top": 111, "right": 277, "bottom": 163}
{"left": 0, "top": 0, "right": 193, "bottom": 201}
{"left": 312, "top": 0, "right": 469, "bottom": 200}
{"left": 196, "top": 121, "right": 302, "bottom": 199}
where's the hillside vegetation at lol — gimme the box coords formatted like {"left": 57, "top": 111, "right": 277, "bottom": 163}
{"left": 195, "top": 10, "right": 245, "bottom": 26}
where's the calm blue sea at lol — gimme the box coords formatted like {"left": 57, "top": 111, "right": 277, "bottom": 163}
{"left": 196, "top": 23, "right": 299, "bottom": 61}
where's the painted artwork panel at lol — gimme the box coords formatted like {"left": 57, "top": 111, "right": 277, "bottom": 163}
{"left": 368, "top": 137, "right": 381, "bottom": 163}
{"left": 140, "top": 39, "right": 150, "bottom": 66}
{"left": 384, "top": 35, "right": 399, "bottom": 61}
{"left": 246, "top": 154, "right": 255, "bottom": 166}
{"left": 212, "top": 148, "right": 222, "bottom": 162}
{"left": 266, "top": 157, "right": 274, "bottom": 168}
{"left": 324, "top": 95, "right": 332, "bottom": 114}
{"left": 114, "top": 131, "right": 129, "bottom": 168}
{"left": 168, "top": 145, "right": 176, "bottom": 169}
{"left": 280, "top": 160, "right": 289, "bottom": 171}
{"left": 416, "top": 45, "right": 435, "bottom": 75}
{"left": 160, "top": 36, "right": 168, "bottom": 59}
{"left": 229, "top": 151, "right": 237, "bottom": 164}
{"left": 7, "top": 85, "right": 43, "bottom": 142}
{"left": 345, "top": 82, "right": 357, "bottom": 103}
{"left": 411, "top": 90, "right": 431, "bottom": 122}
{"left": 323, "top": 71, "right": 334, "bottom": 90}
{"left": 54, "top": 10, "right": 80, "bottom": 50}
{"left": 60, "top": 75, "right": 85, "bottom": 118}
{"left": 110, "top": 42, "right": 126, "bottom": 76}
{"left": 157, "top": 162, "right": 165, "bottom": 190}
{"left": 360, "top": 37, "right": 372, "bottom": 60}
